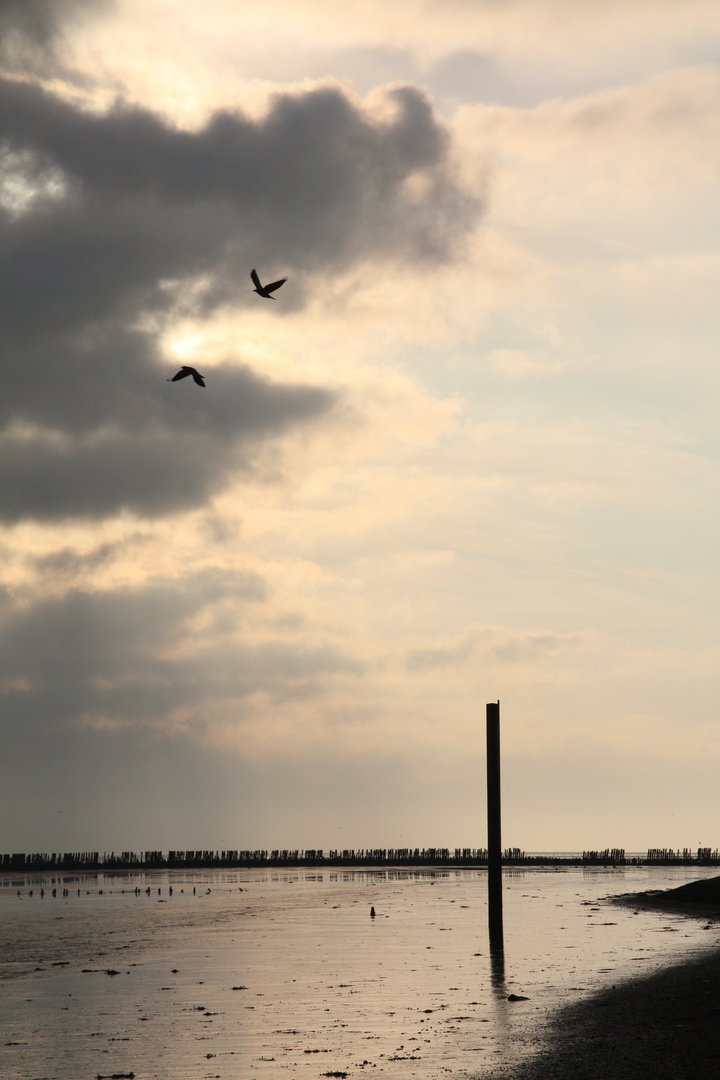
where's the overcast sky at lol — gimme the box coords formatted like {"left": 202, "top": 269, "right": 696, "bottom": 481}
{"left": 1, "top": 0, "right": 719, "bottom": 855}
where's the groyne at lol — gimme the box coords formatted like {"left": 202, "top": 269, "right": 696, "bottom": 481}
{"left": 2, "top": 845, "right": 719, "bottom": 872}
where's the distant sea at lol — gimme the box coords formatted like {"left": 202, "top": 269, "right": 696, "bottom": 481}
{"left": 2, "top": 865, "right": 719, "bottom": 1080}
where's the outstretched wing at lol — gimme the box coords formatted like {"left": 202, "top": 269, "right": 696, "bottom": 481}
{"left": 265, "top": 277, "right": 287, "bottom": 294}
{"left": 250, "top": 268, "right": 262, "bottom": 290}
{"left": 191, "top": 370, "right": 206, "bottom": 387}
{"left": 170, "top": 368, "right": 191, "bottom": 381}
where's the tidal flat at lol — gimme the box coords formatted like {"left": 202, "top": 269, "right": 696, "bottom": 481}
{"left": 1, "top": 866, "right": 719, "bottom": 1080}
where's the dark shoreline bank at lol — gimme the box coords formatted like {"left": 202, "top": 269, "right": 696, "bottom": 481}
{"left": 611, "top": 873, "right": 720, "bottom": 922}
{"left": 488, "top": 946, "right": 720, "bottom": 1080}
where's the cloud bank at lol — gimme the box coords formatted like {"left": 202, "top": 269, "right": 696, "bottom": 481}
{"left": 0, "top": 567, "right": 363, "bottom": 734}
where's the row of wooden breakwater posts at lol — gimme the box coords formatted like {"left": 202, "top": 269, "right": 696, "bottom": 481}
{"left": 3, "top": 846, "right": 720, "bottom": 871}
{"left": 11, "top": 885, "right": 210, "bottom": 897}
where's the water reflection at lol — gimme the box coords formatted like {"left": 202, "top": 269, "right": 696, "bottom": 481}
{"left": 488, "top": 894, "right": 511, "bottom": 1052}
{"left": 489, "top": 922, "right": 506, "bottom": 989}
{"left": 488, "top": 865, "right": 505, "bottom": 988}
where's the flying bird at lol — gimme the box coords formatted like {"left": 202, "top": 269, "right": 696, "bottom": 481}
{"left": 251, "top": 268, "right": 287, "bottom": 299}
{"left": 167, "top": 365, "right": 205, "bottom": 387}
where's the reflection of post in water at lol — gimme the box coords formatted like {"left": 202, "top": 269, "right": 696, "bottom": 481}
{"left": 489, "top": 925, "right": 506, "bottom": 988}
{"left": 486, "top": 700, "right": 504, "bottom": 970}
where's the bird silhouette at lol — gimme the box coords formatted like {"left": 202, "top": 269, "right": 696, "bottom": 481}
{"left": 251, "top": 268, "right": 287, "bottom": 299}
{"left": 168, "top": 365, "right": 205, "bottom": 387}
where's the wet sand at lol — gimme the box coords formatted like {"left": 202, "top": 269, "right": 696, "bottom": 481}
{"left": 485, "top": 880, "right": 720, "bottom": 1080}
{"left": 2, "top": 868, "right": 719, "bottom": 1079}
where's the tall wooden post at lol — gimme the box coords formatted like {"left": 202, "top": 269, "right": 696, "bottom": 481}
{"left": 486, "top": 700, "right": 503, "bottom": 954}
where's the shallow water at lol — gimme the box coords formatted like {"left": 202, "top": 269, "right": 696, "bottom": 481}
{"left": 1, "top": 865, "right": 719, "bottom": 1080}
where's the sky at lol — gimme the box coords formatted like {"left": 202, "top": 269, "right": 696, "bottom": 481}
{"left": 0, "top": 0, "right": 719, "bottom": 855}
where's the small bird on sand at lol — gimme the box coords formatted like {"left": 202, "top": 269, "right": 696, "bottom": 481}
{"left": 168, "top": 365, "right": 205, "bottom": 387}
{"left": 251, "top": 268, "right": 287, "bottom": 299}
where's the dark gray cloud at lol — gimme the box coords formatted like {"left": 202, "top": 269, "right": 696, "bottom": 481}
{"left": 0, "top": 362, "right": 333, "bottom": 521}
{"left": 0, "top": 570, "right": 363, "bottom": 737}
{"left": 31, "top": 537, "right": 130, "bottom": 578}
{"left": 0, "top": 77, "right": 477, "bottom": 312}
{"left": 0, "top": 0, "right": 110, "bottom": 70}
{"left": 0, "top": 73, "right": 481, "bottom": 523}
{"left": 0, "top": 0, "right": 57, "bottom": 47}
{"left": 0, "top": 0, "right": 90, "bottom": 44}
